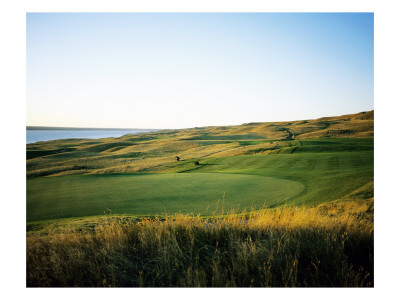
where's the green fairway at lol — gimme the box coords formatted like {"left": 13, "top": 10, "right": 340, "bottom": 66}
{"left": 26, "top": 117, "right": 374, "bottom": 224}
{"left": 27, "top": 173, "right": 304, "bottom": 222}
{"left": 27, "top": 148, "right": 373, "bottom": 222}
{"left": 186, "top": 151, "right": 373, "bottom": 205}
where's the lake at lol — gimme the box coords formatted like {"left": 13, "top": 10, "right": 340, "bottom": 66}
{"left": 26, "top": 129, "right": 157, "bottom": 144}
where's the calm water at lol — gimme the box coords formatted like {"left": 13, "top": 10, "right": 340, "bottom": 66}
{"left": 26, "top": 129, "right": 156, "bottom": 144}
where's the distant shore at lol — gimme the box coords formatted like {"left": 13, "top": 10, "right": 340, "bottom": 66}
{"left": 27, "top": 126, "right": 160, "bottom": 131}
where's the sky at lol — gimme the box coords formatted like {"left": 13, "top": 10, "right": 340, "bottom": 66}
{"left": 26, "top": 13, "right": 374, "bottom": 129}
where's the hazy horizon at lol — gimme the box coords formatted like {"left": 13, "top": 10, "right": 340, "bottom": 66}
{"left": 26, "top": 125, "right": 161, "bottom": 130}
{"left": 26, "top": 108, "right": 373, "bottom": 130}
{"left": 27, "top": 13, "right": 373, "bottom": 129}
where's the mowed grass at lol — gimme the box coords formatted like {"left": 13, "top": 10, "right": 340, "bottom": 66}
{"left": 27, "top": 146, "right": 372, "bottom": 222}
{"left": 26, "top": 110, "right": 374, "bottom": 177}
{"left": 27, "top": 173, "right": 304, "bottom": 222}
{"left": 187, "top": 150, "right": 373, "bottom": 206}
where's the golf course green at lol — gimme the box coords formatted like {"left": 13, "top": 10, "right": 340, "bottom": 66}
{"left": 27, "top": 173, "right": 304, "bottom": 222}
{"left": 26, "top": 112, "right": 374, "bottom": 224}
{"left": 27, "top": 140, "right": 373, "bottom": 222}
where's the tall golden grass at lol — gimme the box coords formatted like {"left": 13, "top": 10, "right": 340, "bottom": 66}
{"left": 26, "top": 198, "right": 373, "bottom": 287}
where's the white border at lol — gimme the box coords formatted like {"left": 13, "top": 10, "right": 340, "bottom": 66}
{"left": 1, "top": 0, "right": 399, "bottom": 299}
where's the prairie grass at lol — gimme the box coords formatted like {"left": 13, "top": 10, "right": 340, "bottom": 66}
{"left": 26, "top": 110, "right": 373, "bottom": 178}
{"left": 26, "top": 198, "right": 373, "bottom": 287}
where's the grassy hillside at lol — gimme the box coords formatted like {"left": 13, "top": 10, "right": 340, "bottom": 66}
{"left": 26, "top": 111, "right": 373, "bottom": 221}
{"left": 26, "top": 110, "right": 374, "bottom": 287}
{"left": 27, "top": 145, "right": 372, "bottom": 222}
{"left": 26, "top": 110, "right": 373, "bottom": 177}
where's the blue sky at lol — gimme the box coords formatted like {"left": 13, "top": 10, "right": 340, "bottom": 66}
{"left": 26, "top": 13, "right": 373, "bottom": 129}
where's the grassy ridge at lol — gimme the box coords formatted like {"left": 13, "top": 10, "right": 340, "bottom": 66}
{"left": 26, "top": 110, "right": 373, "bottom": 177}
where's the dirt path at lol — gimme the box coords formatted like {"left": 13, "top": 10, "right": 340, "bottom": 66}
{"left": 283, "top": 128, "right": 294, "bottom": 140}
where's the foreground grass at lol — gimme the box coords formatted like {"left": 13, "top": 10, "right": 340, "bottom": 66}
{"left": 26, "top": 198, "right": 373, "bottom": 287}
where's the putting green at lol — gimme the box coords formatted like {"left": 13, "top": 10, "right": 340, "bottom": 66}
{"left": 27, "top": 173, "right": 304, "bottom": 222}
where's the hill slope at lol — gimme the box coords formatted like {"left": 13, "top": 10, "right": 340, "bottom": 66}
{"left": 26, "top": 110, "right": 373, "bottom": 177}
{"left": 26, "top": 110, "right": 374, "bottom": 287}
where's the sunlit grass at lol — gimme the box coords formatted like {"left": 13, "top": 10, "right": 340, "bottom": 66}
{"left": 26, "top": 111, "right": 374, "bottom": 287}
{"left": 26, "top": 111, "right": 373, "bottom": 177}
{"left": 27, "top": 198, "right": 373, "bottom": 287}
